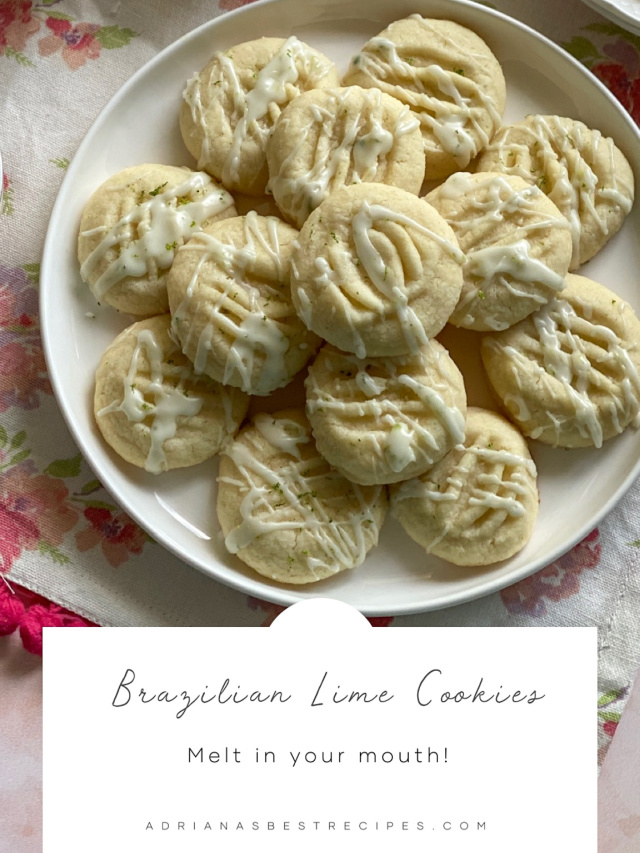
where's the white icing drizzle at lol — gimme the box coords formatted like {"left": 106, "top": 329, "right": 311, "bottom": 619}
{"left": 349, "top": 201, "right": 464, "bottom": 355}
{"left": 395, "top": 441, "right": 536, "bottom": 520}
{"left": 81, "top": 173, "right": 233, "bottom": 300}
{"left": 488, "top": 297, "right": 640, "bottom": 447}
{"left": 171, "top": 212, "right": 291, "bottom": 395}
{"left": 268, "top": 87, "right": 419, "bottom": 223}
{"left": 183, "top": 36, "right": 333, "bottom": 185}
{"left": 220, "top": 414, "right": 383, "bottom": 577}
{"left": 485, "top": 116, "right": 634, "bottom": 267}
{"left": 457, "top": 239, "right": 566, "bottom": 330}
{"left": 306, "top": 346, "right": 466, "bottom": 475}
{"left": 350, "top": 17, "right": 503, "bottom": 166}
{"left": 98, "top": 328, "right": 203, "bottom": 475}
{"left": 434, "top": 172, "right": 571, "bottom": 330}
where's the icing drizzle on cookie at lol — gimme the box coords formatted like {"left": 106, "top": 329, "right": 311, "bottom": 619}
{"left": 81, "top": 172, "right": 233, "bottom": 300}
{"left": 268, "top": 87, "right": 420, "bottom": 225}
{"left": 349, "top": 16, "right": 503, "bottom": 167}
{"left": 184, "top": 37, "right": 334, "bottom": 187}
{"left": 482, "top": 115, "right": 634, "bottom": 267}
{"left": 349, "top": 201, "right": 464, "bottom": 355}
{"left": 431, "top": 172, "right": 571, "bottom": 331}
{"left": 485, "top": 294, "right": 640, "bottom": 447}
{"left": 172, "top": 212, "right": 302, "bottom": 395}
{"left": 410, "top": 444, "right": 536, "bottom": 518}
{"left": 219, "top": 413, "right": 384, "bottom": 579}
{"left": 98, "top": 326, "right": 204, "bottom": 474}
{"left": 306, "top": 344, "right": 466, "bottom": 479}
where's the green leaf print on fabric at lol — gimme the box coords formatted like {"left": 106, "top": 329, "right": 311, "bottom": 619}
{"left": 0, "top": 3, "right": 140, "bottom": 70}
{"left": 3, "top": 45, "right": 35, "bottom": 66}
{"left": 38, "top": 540, "right": 71, "bottom": 564}
{"left": 561, "top": 36, "right": 600, "bottom": 63}
{"left": 598, "top": 686, "right": 628, "bottom": 749}
{"left": 2, "top": 174, "right": 14, "bottom": 216}
{"left": 0, "top": 438, "right": 79, "bottom": 573}
{"left": 95, "top": 25, "right": 137, "bottom": 50}
{"left": 562, "top": 23, "right": 640, "bottom": 124}
{"left": 45, "top": 453, "right": 83, "bottom": 478}
{"left": 49, "top": 156, "right": 69, "bottom": 170}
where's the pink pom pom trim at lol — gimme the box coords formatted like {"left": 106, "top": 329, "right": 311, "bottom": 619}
{"left": 0, "top": 577, "right": 93, "bottom": 654}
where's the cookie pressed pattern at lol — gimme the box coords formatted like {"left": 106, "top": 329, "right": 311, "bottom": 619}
{"left": 344, "top": 15, "right": 506, "bottom": 180}
{"left": 180, "top": 36, "right": 340, "bottom": 195}
{"left": 481, "top": 273, "right": 640, "bottom": 448}
{"left": 290, "top": 183, "right": 464, "bottom": 358}
{"left": 477, "top": 115, "right": 635, "bottom": 269}
{"left": 94, "top": 315, "right": 250, "bottom": 474}
{"left": 217, "top": 409, "right": 388, "bottom": 583}
{"left": 390, "top": 407, "right": 539, "bottom": 566}
{"left": 305, "top": 341, "right": 466, "bottom": 485}
{"left": 167, "top": 212, "right": 321, "bottom": 396}
{"left": 426, "top": 171, "right": 573, "bottom": 331}
{"left": 78, "top": 164, "right": 236, "bottom": 315}
{"left": 266, "top": 85, "right": 425, "bottom": 228}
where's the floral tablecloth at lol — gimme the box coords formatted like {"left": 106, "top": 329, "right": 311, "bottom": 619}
{"left": 1, "top": 0, "right": 640, "bottom": 778}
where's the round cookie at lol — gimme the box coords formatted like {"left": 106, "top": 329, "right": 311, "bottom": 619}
{"left": 217, "top": 409, "right": 388, "bottom": 584}
{"left": 290, "top": 183, "right": 465, "bottom": 358}
{"left": 390, "top": 407, "right": 538, "bottom": 566}
{"left": 266, "top": 85, "right": 425, "bottom": 228}
{"left": 425, "top": 172, "right": 573, "bottom": 331}
{"left": 94, "top": 315, "right": 250, "bottom": 474}
{"left": 78, "top": 164, "right": 236, "bottom": 315}
{"left": 167, "top": 212, "right": 321, "bottom": 396}
{"left": 305, "top": 341, "right": 467, "bottom": 485}
{"left": 343, "top": 15, "right": 506, "bottom": 180}
{"left": 476, "top": 115, "right": 635, "bottom": 269}
{"left": 481, "top": 273, "right": 640, "bottom": 448}
{"left": 180, "top": 36, "right": 340, "bottom": 196}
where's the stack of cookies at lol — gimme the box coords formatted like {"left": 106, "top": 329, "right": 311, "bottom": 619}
{"left": 78, "top": 14, "right": 638, "bottom": 584}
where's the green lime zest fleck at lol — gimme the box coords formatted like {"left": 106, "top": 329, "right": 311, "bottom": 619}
{"left": 149, "top": 182, "right": 168, "bottom": 196}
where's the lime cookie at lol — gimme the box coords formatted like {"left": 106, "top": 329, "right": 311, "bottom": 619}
{"left": 390, "top": 408, "right": 538, "bottom": 566}
{"left": 305, "top": 341, "right": 466, "bottom": 485}
{"left": 94, "top": 315, "right": 249, "bottom": 474}
{"left": 78, "top": 164, "right": 236, "bottom": 315}
{"left": 476, "top": 115, "right": 635, "bottom": 269}
{"left": 217, "top": 409, "right": 388, "bottom": 584}
{"left": 343, "top": 15, "right": 506, "bottom": 180}
{"left": 290, "top": 183, "right": 464, "bottom": 358}
{"left": 180, "top": 37, "right": 340, "bottom": 196}
{"left": 167, "top": 212, "right": 320, "bottom": 396}
{"left": 481, "top": 273, "right": 640, "bottom": 448}
{"left": 266, "top": 85, "right": 425, "bottom": 228}
{"left": 425, "top": 172, "right": 573, "bottom": 331}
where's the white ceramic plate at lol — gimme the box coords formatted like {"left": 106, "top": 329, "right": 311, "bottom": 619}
{"left": 580, "top": 0, "right": 640, "bottom": 38}
{"left": 41, "top": 0, "right": 640, "bottom": 616}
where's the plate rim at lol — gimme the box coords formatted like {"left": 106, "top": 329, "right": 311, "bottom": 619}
{"left": 579, "top": 0, "right": 640, "bottom": 38}
{"left": 40, "top": 0, "right": 640, "bottom": 616}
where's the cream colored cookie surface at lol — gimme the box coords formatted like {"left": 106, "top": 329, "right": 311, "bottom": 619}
{"left": 78, "top": 164, "right": 236, "bottom": 315}
{"left": 167, "top": 212, "right": 320, "bottom": 396}
{"left": 481, "top": 273, "right": 640, "bottom": 448}
{"left": 94, "top": 315, "right": 250, "bottom": 474}
{"left": 180, "top": 37, "right": 340, "bottom": 196}
{"left": 476, "top": 115, "right": 634, "bottom": 269}
{"left": 426, "top": 172, "right": 572, "bottom": 331}
{"left": 305, "top": 341, "right": 466, "bottom": 485}
{"left": 390, "top": 407, "right": 538, "bottom": 566}
{"left": 290, "top": 183, "right": 464, "bottom": 358}
{"left": 217, "top": 409, "right": 388, "bottom": 584}
{"left": 267, "top": 85, "right": 425, "bottom": 228}
{"left": 343, "top": 15, "right": 506, "bottom": 180}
